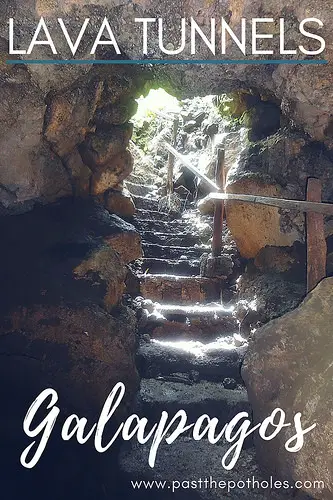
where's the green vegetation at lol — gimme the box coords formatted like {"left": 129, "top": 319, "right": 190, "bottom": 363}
{"left": 214, "top": 92, "right": 252, "bottom": 130}
{"left": 132, "top": 88, "right": 180, "bottom": 152}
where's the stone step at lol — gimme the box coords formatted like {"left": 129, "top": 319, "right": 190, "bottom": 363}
{"left": 141, "top": 230, "right": 199, "bottom": 247}
{"left": 134, "top": 218, "right": 192, "bottom": 232}
{"left": 153, "top": 304, "right": 237, "bottom": 336}
{"left": 155, "top": 303, "right": 234, "bottom": 318}
{"left": 132, "top": 195, "right": 160, "bottom": 211}
{"left": 120, "top": 440, "right": 295, "bottom": 500}
{"left": 141, "top": 258, "right": 201, "bottom": 276}
{"left": 124, "top": 180, "right": 156, "bottom": 197}
{"left": 140, "top": 274, "right": 226, "bottom": 304}
{"left": 142, "top": 243, "right": 207, "bottom": 260}
{"left": 139, "top": 304, "right": 238, "bottom": 340}
{"left": 127, "top": 167, "right": 161, "bottom": 185}
{"left": 145, "top": 321, "right": 238, "bottom": 340}
{"left": 137, "top": 378, "right": 250, "bottom": 424}
{"left": 135, "top": 209, "right": 178, "bottom": 221}
{"left": 137, "top": 338, "right": 246, "bottom": 382}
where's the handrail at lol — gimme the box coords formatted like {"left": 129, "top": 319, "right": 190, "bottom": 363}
{"left": 154, "top": 109, "right": 180, "bottom": 121}
{"left": 200, "top": 192, "right": 333, "bottom": 215}
{"left": 163, "top": 141, "right": 220, "bottom": 192}
{"left": 158, "top": 115, "right": 327, "bottom": 293}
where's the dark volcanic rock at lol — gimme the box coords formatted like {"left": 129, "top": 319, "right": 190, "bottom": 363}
{"left": 79, "top": 125, "right": 133, "bottom": 171}
{"left": 0, "top": 314, "right": 138, "bottom": 500}
{"left": 0, "top": 198, "right": 141, "bottom": 428}
{"left": 242, "top": 278, "right": 333, "bottom": 500}
{"left": 91, "top": 150, "right": 134, "bottom": 195}
{"left": 0, "top": 197, "right": 141, "bottom": 500}
{"left": 138, "top": 379, "right": 250, "bottom": 424}
{"left": 140, "top": 272, "right": 226, "bottom": 304}
{"left": 93, "top": 99, "right": 138, "bottom": 127}
{"left": 0, "top": 77, "right": 72, "bottom": 213}
{"left": 226, "top": 130, "right": 333, "bottom": 259}
{"left": 0, "top": 203, "right": 140, "bottom": 455}
{"left": 137, "top": 339, "right": 246, "bottom": 383}
{"left": 1, "top": 1, "right": 333, "bottom": 213}
{"left": 247, "top": 98, "right": 281, "bottom": 142}
{"left": 237, "top": 267, "right": 306, "bottom": 324}
{"left": 44, "top": 79, "right": 103, "bottom": 157}
{"left": 0, "top": 198, "right": 141, "bottom": 312}
{"left": 200, "top": 254, "right": 234, "bottom": 278}
{"left": 105, "top": 188, "right": 136, "bottom": 218}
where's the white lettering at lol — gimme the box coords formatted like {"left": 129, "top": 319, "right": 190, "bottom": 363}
{"left": 280, "top": 18, "right": 297, "bottom": 55}
{"left": 135, "top": 18, "right": 156, "bottom": 55}
{"left": 20, "top": 384, "right": 317, "bottom": 472}
{"left": 221, "top": 18, "right": 246, "bottom": 55}
{"left": 58, "top": 18, "right": 90, "bottom": 56}
{"left": 191, "top": 18, "right": 216, "bottom": 55}
{"left": 20, "top": 388, "right": 60, "bottom": 468}
{"left": 90, "top": 17, "right": 121, "bottom": 55}
{"left": 27, "top": 17, "right": 57, "bottom": 55}
{"left": 252, "top": 18, "right": 274, "bottom": 55}
{"left": 158, "top": 18, "right": 186, "bottom": 55}
{"left": 9, "top": 18, "right": 26, "bottom": 55}
{"left": 299, "top": 18, "right": 325, "bottom": 55}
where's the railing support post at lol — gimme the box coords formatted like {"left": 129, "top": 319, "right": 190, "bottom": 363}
{"left": 212, "top": 149, "right": 225, "bottom": 257}
{"left": 306, "top": 177, "right": 327, "bottom": 293}
{"left": 167, "top": 118, "right": 179, "bottom": 195}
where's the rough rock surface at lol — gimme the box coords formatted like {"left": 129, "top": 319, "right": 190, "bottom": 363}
{"left": 2, "top": 1, "right": 333, "bottom": 141}
{"left": 253, "top": 246, "right": 303, "bottom": 274}
{"left": 139, "top": 312, "right": 238, "bottom": 341}
{"left": 237, "top": 265, "right": 306, "bottom": 324}
{"left": 137, "top": 338, "right": 246, "bottom": 383}
{"left": 0, "top": 2, "right": 332, "bottom": 498}
{"left": 138, "top": 378, "right": 250, "bottom": 423}
{"left": 105, "top": 188, "right": 136, "bottom": 218}
{"left": 0, "top": 198, "right": 140, "bottom": 398}
{"left": 226, "top": 131, "right": 333, "bottom": 258}
{"left": 91, "top": 150, "right": 134, "bottom": 195}
{"left": 242, "top": 278, "right": 333, "bottom": 500}
{"left": 226, "top": 179, "right": 299, "bottom": 259}
{"left": 0, "top": 60, "right": 146, "bottom": 213}
{"left": 1, "top": 1, "right": 333, "bottom": 213}
{"left": 200, "top": 254, "right": 234, "bottom": 278}
{"left": 0, "top": 76, "right": 72, "bottom": 212}
{"left": 140, "top": 272, "right": 227, "bottom": 304}
{"left": 0, "top": 198, "right": 140, "bottom": 499}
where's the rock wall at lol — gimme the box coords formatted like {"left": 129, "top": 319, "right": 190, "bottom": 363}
{"left": 1, "top": 59, "right": 147, "bottom": 215}
{"left": 1, "top": 0, "right": 333, "bottom": 215}
{"left": 226, "top": 129, "right": 333, "bottom": 258}
{"left": 1, "top": 7, "right": 150, "bottom": 495}
{"left": 1, "top": 23, "right": 149, "bottom": 493}
{"left": 0, "top": 198, "right": 142, "bottom": 499}
{"left": 242, "top": 278, "right": 333, "bottom": 500}
{"left": 0, "top": 197, "right": 142, "bottom": 411}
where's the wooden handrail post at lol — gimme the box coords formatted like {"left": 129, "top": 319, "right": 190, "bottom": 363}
{"left": 167, "top": 118, "right": 179, "bottom": 195}
{"left": 306, "top": 178, "right": 327, "bottom": 293}
{"left": 212, "top": 149, "right": 225, "bottom": 257}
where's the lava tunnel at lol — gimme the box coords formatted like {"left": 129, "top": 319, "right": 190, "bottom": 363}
{"left": 1, "top": 2, "right": 333, "bottom": 500}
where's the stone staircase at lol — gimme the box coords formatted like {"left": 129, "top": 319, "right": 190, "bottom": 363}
{"left": 129, "top": 182, "right": 231, "bottom": 305}
{"left": 119, "top": 180, "right": 297, "bottom": 500}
